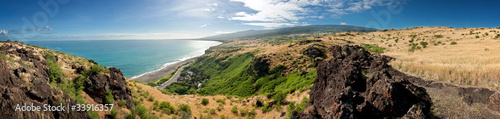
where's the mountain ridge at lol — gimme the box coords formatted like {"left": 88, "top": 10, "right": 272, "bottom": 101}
{"left": 201, "top": 25, "right": 378, "bottom": 41}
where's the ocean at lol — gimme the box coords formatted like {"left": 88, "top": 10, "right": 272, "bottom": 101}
{"left": 26, "top": 40, "right": 221, "bottom": 78}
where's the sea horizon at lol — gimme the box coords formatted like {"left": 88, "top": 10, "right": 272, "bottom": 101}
{"left": 26, "top": 39, "right": 221, "bottom": 78}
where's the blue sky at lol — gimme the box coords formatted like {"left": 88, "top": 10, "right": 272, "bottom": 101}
{"left": 1, "top": 0, "right": 499, "bottom": 41}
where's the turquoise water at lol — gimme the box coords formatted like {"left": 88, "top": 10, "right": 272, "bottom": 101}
{"left": 27, "top": 40, "right": 221, "bottom": 78}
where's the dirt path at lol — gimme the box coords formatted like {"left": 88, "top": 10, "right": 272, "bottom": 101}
{"left": 158, "top": 62, "right": 192, "bottom": 89}
{"left": 133, "top": 57, "right": 197, "bottom": 82}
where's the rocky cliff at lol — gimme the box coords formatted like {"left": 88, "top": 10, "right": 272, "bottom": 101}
{"left": 0, "top": 42, "right": 134, "bottom": 118}
{"left": 293, "top": 45, "right": 432, "bottom": 119}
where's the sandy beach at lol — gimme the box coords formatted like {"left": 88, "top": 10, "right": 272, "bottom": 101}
{"left": 132, "top": 57, "right": 198, "bottom": 83}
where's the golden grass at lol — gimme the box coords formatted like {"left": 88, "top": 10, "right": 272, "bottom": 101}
{"left": 128, "top": 80, "right": 310, "bottom": 119}
{"left": 316, "top": 27, "right": 500, "bottom": 91}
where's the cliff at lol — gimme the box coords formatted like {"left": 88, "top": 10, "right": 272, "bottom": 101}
{"left": 0, "top": 41, "right": 134, "bottom": 118}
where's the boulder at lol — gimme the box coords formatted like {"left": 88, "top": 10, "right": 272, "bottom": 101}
{"left": 293, "top": 45, "right": 432, "bottom": 119}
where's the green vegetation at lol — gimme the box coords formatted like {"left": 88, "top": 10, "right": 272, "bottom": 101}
{"left": 164, "top": 50, "right": 317, "bottom": 98}
{"left": 450, "top": 42, "right": 457, "bottom": 45}
{"left": 434, "top": 35, "right": 443, "bottom": 38}
{"left": 159, "top": 101, "right": 176, "bottom": 114}
{"left": 231, "top": 106, "right": 238, "bottom": 114}
{"left": 105, "top": 91, "right": 115, "bottom": 104}
{"left": 420, "top": 41, "right": 429, "bottom": 48}
{"left": 362, "top": 44, "right": 386, "bottom": 54}
{"left": 202, "top": 98, "right": 209, "bottom": 105}
{"left": 287, "top": 97, "right": 309, "bottom": 118}
{"left": 495, "top": 34, "right": 500, "bottom": 39}
{"left": 45, "top": 52, "right": 65, "bottom": 83}
{"left": 178, "top": 104, "right": 191, "bottom": 113}
{"left": 0, "top": 53, "right": 14, "bottom": 61}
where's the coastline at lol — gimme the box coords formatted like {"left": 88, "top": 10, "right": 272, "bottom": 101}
{"left": 132, "top": 56, "right": 198, "bottom": 82}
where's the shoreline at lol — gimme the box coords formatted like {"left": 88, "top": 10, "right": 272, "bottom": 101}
{"left": 133, "top": 56, "right": 198, "bottom": 83}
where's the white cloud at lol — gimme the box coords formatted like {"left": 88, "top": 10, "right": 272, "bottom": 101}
{"left": 217, "top": 16, "right": 224, "bottom": 19}
{"left": 230, "top": 0, "right": 397, "bottom": 27}
{"left": 340, "top": 22, "right": 348, "bottom": 25}
{"left": 242, "top": 22, "right": 295, "bottom": 28}
{"left": 0, "top": 29, "right": 8, "bottom": 36}
{"left": 200, "top": 24, "right": 210, "bottom": 28}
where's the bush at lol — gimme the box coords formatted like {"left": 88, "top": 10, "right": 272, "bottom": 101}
{"left": 118, "top": 99, "right": 127, "bottom": 107}
{"left": 220, "top": 115, "right": 228, "bottom": 119}
{"left": 261, "top": 103, "right": 270, "bottom": 113}
{"left": 216, "top": 99, "right": 225, "bottom": 104}
{"left": 110, "top": 108, "right": 119, "bottom": 118}
{"left": 272, "top": 92, "right": 286, "bottom": 103}
{"left": 450, "top": 42, "right": 457, "bottom": 45}
{"left": 210, "top": 108, "right": 217, "bottom": 114}
{"left": 148, "top": 95, "right": 155, "bottom": 102}
{"left": 362, "top": 44, "right": 385, "bottom": 54}
{"left": 231, "top": 105, "right": 238, "bottom": 114}
{"left": 419, "top": 41, "right": 428, "bottom": 48}
{"left": 239, "top": 109, "right": 248, "bottom": 117}
{"left": 105, "top": 91, "right": 115, "bottom": 104}
{"left": 202, "top": 98, "right": 209, "bottom": 105}
{"left": 159, "top": 101, "right": 175, "bottom": 114}
{"left": 179, "top": 104, "right": 191, "bottom": 113}
{"left": 45, "top": 53, "right": 64, "bottom": 83}
{"left": 434, "top": 35, "right": 443, "bottom": 38}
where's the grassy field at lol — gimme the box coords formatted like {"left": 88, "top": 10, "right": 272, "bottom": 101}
{"left": 322, "top": 27, "right": 500, "bottom": 91}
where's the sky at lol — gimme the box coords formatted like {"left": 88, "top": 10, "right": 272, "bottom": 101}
{"left": 0, "top": 0, "right": 499, "bottom": 41}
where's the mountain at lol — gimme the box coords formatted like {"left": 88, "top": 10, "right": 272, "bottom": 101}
{"left": 201, "top": 25, "right": 378, "bottom": 41}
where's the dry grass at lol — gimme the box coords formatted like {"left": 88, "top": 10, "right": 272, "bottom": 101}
{"left": 128, "top": 80, "right": 310, "bottom": 119}
{"left": 314, "top": 27, "right": 500, "bottom": 91}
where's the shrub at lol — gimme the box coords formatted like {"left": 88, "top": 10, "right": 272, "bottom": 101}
{"left": 476, "top": 35, "right": 480, "bottom": 38}
{"left": 110, "top": 108, "right": 119, "bottom": 118}
{"left": 179, "top": 104, "right": 191, "bottom": 113}
{"left": 216, "top": 99, "right": 225, "bottom": 104}
{"left": 105, "top": 91, "right": 115, "bottom": 104}
{"left": 239, "top": 109, "right": 248, "bottom": 116}
{"left": 249, "top": 109, "right": 256, "bottom": 116}
{"left": 202, "top": 98, "right": 209, "bottom": 105}
{"left": 148, "top": 95, "right": 154, "bottom": 101}
{"left": 118, "top": 99, "right": 127, "bottom": 107}
{"left": 261, "top": 103, "right": 270, "bottom": 113}
{"left": 272, "top": 92, "right": 287, "bottom": 103}
{"left": 362, "top": 44, "right": 386, "bottom": 54}
{"left": 220, "top": 115, "right": 228, "bottom": 119}
{"left": 434, "top": 35, "right": 443, "bottom": 38}
{"left": 210, "top": 108, "right": 217, "bottom": 114}
{"left": 159, "top": 101, "right": 175, "bottom": 114}
{"left": 419, "top": 42, "right": 428, "bottom": 48}
{"left": 450, "top": 42, "right": 457, "bottom": 45}
{"left": 45, "top": 53, "right": 64, "bottom": 83}
{"left": 231, "top": 106, "right": 238, "bottom": 114}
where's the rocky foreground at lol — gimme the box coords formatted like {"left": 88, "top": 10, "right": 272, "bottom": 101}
{"left": 0, "top": 42, "right": 134, "bottom": 118}
{"left": 293, "top": 45, "right": 432, "bottom": 118}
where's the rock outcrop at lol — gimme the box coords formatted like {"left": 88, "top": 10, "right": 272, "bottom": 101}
{"left": 294, "top": 45, "right": 432, "bottom": 119}
{"left": 84, "top": 67, "right": 134, "bottom": 108}
{"left": 0, "top": 42, "right": 134, "bottom": 118}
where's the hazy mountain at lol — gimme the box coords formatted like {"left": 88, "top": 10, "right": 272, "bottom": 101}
{"left": 201, "top": 25, "right": 378, "bottom": 41}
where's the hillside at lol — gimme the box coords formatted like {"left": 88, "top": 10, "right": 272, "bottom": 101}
{"left": 201, "top": 25, "right": 377, "bottom": 41}
{"left": 0, "top": 41, "right": 137, "bottom": 118}
{"left": 161, "top": 27, "right": 500, "bottom": 118}
{"left": 1, "top": 26, "right": 499, "bottom": 119}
